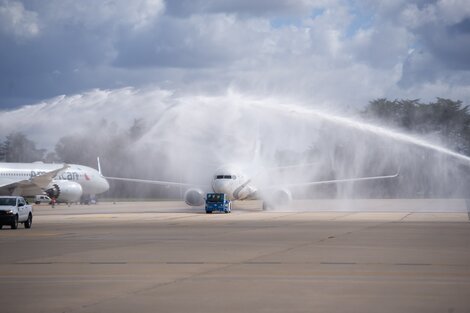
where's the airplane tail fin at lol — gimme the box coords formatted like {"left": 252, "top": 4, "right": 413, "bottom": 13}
{"left": 253, "top": 138, "right": 262, "bottom": 165}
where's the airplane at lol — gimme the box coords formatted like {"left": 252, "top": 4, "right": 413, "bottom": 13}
{"left": 106, "top": 163, "right": 399, "bottom": 210}
{"left": 0, "top": 161, "right": 110, "bottom": 203}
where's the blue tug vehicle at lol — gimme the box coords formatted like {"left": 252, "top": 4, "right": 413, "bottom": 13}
{"left": 205, "top": 193, "right": 232, "bottom": 214}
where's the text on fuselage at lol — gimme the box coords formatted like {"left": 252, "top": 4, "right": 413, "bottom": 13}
{"left": 30, "top": 171, "right": 80, "bottom": 181}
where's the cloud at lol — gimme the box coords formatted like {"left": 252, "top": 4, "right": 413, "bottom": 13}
{"left": 394, "top": 1, "right": 470, "bottom": 88}
{"left": 165, "top": 0, "right": 325, "bottom": 17}
{"left": 114, "top": 14, "right": 254, "bottom": 69}
{"left": 0, "top": 0, "right": 469, "bottom": 110}
{"left": 23, "top": 0, "right": 164, "bottom": 29}
{"left": 0, "top": 0, "right": 165, "bottom": 107}
{"left": 0, "top": 0, "right": 39, "bottom": 39}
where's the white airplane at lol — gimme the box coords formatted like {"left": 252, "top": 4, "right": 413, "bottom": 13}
{"left": 106, "top": 163, "right": 398, "bottom": 209}
{"left": 0, "top": 161, "right": 110, "bottom": 203}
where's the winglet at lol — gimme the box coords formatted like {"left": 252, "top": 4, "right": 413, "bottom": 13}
{"left": 396, "top": 164, "right": 401, "bottom": 177}
{"left": 97, "top": 157, "right": 102, "bottom": 175}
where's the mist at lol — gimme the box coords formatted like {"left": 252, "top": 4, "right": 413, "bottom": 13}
{"left": 1, "top": 86, "right": 470, "bottom": 199}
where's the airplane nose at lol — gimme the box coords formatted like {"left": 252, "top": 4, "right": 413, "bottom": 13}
{"left": 102, "top": 177, "right": 110, "bottom": 193}
{"left": 94, "top": 175, "right": 110, "bottom": 194}
{"left": 212, "top": 180, "right": 231, "bottom": 195}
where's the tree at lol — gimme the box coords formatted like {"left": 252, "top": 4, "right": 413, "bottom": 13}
{"left": 128, "top": 118, "right": 147, "bottom": 141}
{"left": 363, "top": 98, "right": 470, "bottom": 155}
{"left": 0, "top": 132, "right": 45, "bottom": 162}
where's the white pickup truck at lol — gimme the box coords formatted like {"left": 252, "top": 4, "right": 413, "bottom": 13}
{"left": 0, "top": 196, "right": 33, "bottom": 229}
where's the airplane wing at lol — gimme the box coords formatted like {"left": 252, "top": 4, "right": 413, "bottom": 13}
{"left": 105, "top": 176, "right": 210, "bottom": 188}
{"left": 264, "top": 162, "right": 320, "bottom": 171}
{"left": 31, "top": 164, "right": 69, "bottom": 187}
{"left": 0, "top": 164, "right": 69, "bottom": 193}
{"left": 267, "top": 172, "right": 399, "bottom": 189}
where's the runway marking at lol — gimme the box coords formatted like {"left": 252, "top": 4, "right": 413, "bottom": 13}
{"left": 7, "top": 261, "right": 469, "bottom": 267}
{"left": 89, "top": 262, "right": 128, "bottom": 264}
{"left": 242, "top": 261, "right": 283, "bottom": 264}
{"left": 33, "top": 211, "right": 470, "bottom": 223}
{"left": 321, "top": 262, "right": 357, "bottom": 265}
{"left": 0, "top": 231, "right": 63, "bottom": 237}
{"left": 15, "top": 262, "right": 54, "bottom": 265}
{"left": 399, "top": 212, "right": 413, "bottom": 221}
{"left": 2, "top": 270, "right": 470, "bottom": 279}
{"left": 395, "top": 263, "right": 432, "bottom": 266}
{"left": 166, "top": 262, "right": 205, "bottom": 265}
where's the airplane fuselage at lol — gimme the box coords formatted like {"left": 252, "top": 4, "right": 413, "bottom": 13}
{"left": 0, "top": 162, "right": 109, "bottom": 196}
{"left": 211, "top": 166, "right": 257, "bottom": 200}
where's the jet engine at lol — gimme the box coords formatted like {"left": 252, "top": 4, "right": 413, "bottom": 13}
{"left": 263, "top": 188, "right": 292, "bottom": 210}
{"left": 184, "top": 188, "right": 205, "bottom": 206}
{"left": 45, "top": 181, "right": 83, "bottom": 203}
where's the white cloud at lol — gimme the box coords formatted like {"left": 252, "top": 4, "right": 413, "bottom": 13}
{"left": 165, "top": 0, "right": 328, "bottom": 17}
{"left": 437, "top": 0, "right": 470, "bottom": 24}
{"left": 399, "top": 0, "right": 470, "bottom": 27}
{"left": 33, "top": 0, "right": 164, "bottom": 30}
{"left": 0, "top": 0, "right": 469, "bottom": 111}
{"left": 0, "top": 0, "right": 39, "bottom": 39}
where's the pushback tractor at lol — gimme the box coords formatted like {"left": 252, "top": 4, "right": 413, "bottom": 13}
{"left": 205, "top": 193, "right": 231, "bottom": 214}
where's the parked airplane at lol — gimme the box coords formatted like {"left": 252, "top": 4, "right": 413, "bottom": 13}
{"left": 0, "top": 162, "right": 110, "bottom": 203}
{"left": 106, "top": 164, "right": 398, "bottom": 209}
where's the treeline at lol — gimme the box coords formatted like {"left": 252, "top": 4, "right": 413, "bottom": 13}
{"left": 0, "top": 132, "right": 47, "bottom": 163}
{"left": 358, "top": 98, "right": 470, "bottom": 197}
{"left": 0, "top": 118, "right": 146, "bottom": 164}
{"left": 362, "top": 98, "right": 470, "bottom": 155}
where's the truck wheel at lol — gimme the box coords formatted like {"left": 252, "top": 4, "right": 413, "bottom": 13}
{"left": 11, "top": 215, "right": 18, "bottom": 229}
{"left": 0, "top": 224, "right": 3, "bottom": 229}
{"left": 206, "top": 210, "right": 212, "bottom": 214}
{"left": 24, "top": 214, "right": 33, "bottom": 229}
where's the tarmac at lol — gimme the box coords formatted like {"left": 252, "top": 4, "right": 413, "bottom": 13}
{"left": 0, "top": 199, "right": 469, "bottom": 313}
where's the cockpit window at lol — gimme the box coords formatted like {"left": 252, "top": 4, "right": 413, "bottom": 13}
{"left": 215, "top": 175, "right": 237, "bottom": 179}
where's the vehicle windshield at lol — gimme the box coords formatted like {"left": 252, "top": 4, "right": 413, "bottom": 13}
{"left": 206, "top": 194, "right": 224, "bottom": 202}
{"left": 0, "top": 198, "right": 16, "bottom": 206}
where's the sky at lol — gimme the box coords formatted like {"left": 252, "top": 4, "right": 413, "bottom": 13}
{"left": 1, "top": 0, "right": 470, "bottom": 199}
{"left": 1, "top": 0, "right": 469, "bottom": 111}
